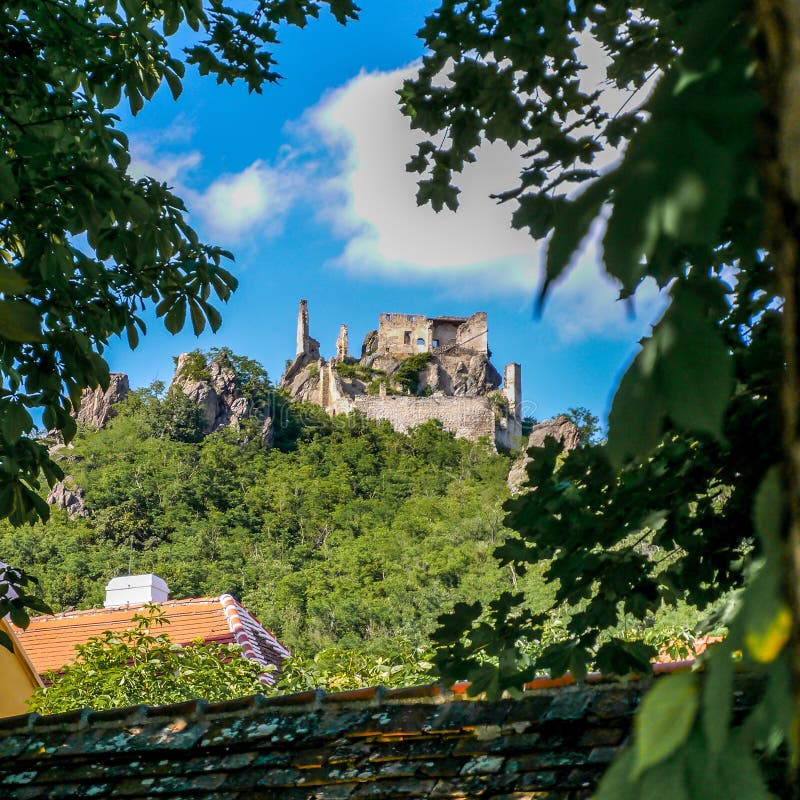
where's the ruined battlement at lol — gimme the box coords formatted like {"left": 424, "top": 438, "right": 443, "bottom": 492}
{"left": 280, "top": 301, "right": 522, "bottom": 448}
{"left": 374, "top": 312, "right": 488, "bottom": 358}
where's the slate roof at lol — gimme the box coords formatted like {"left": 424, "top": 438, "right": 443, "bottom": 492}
{"left": 0, "top": 672, "right": 765, "bottom": 800}
{"left": 12, "top": 595, "right": 290, "bottom": 683}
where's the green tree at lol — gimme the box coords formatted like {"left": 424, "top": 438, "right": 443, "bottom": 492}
{"left": 269, "top": 644, "right": 434, "bottom": 695}
{"left": 0, "top": 401, "right": 524, "bottom": 658}
{"left": 0, "top": 0, "right": 358, "bottom": 626}
{"left": 29, "top": 605, "right": 267, "bottom": 714}
{"left": 402, "top": 0, "right": 798, "bottom": 794}
{"left": 565, "top": 406, "right": 601, "bottom": 446}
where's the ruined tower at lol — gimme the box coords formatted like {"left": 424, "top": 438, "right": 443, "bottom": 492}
{"left": 280, "top": 302, "right": 523, "bottom": 449}
{"left": 296, "top": 299, "right": 310, "bottom": 357}
{"left": 335, "top": 324, "right": 349, "bottom": 362}
{"left": 503, "top": 363, "right": 522, "bottom": 421}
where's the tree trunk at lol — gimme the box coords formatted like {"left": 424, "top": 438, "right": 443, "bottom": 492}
{"left": 754, "top": 0, "right": 800, "bottom": 791}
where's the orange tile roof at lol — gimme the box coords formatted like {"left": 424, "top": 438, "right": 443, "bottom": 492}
{"left": 12, "top": 595, "right": 290, "bottom": 681}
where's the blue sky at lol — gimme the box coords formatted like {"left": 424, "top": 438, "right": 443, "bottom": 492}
{"left": 105, "top": 1, "right": 664, "bottom": 424}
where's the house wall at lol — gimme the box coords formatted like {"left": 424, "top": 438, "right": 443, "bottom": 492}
{"left": 0, "top": 619, "right": 42, "bottom": 717}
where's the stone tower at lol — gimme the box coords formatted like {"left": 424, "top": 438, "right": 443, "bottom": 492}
{"left": 503, "top": 363, "right": 522, "bottom": 421}
{"left": 335, "top": 324, "right": 349, "bottom": 362}
{"left": 296, "top": 299, "right": 310, "bottom": 357}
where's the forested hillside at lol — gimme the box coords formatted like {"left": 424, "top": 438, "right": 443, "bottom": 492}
{"left": 0, "top": 362, "right": 544, "bottom": 658}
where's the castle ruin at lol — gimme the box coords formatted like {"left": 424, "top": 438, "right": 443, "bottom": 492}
{"left": 280, "top": 301, "right": 523, "bottom": 448}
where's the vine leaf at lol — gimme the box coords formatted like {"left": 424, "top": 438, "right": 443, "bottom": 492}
{"left": 632, "top": 671, "right": 698, "bottom": 779}
{"left": 538, "top": 176, "right": 612, "bottom": 311}
{"left": 701, "top": 643, "right": 734, "bottom": 756}
{"left": 607, "top": 279, "right": 733, "bottom": 467}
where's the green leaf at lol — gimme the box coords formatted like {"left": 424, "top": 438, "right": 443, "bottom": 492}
{"left": 658, "top": 286, "right": 733, "bottom": 439}
{"left": 9, "top": 604, "right": 29, "bottom": 629}
{"left": 205, "top": 304, "right": 222, "bottom": 332}
{"left": 753, "top": 465, "right": 783, "bottom": 561}
{"left": 164, "top": 298, "right": 187, "bottom": 335}
{"left": 164, "top": 68, "right": 183, "bottom": 100}
{"left": 606, "top": 342, "right": 665, "bottom": 468}
{"left": 0, "top": 161, "right": 19, "bottom": 203}
{"left": 595, "top": 639, "right": 656, "bottom": 676}
{"left": 17, "top": 594, "right": 52, "bottom": 615}
{"left": 606, "top": 279, "right": 733, "bottom": 467}
{"left": 94, "top": 81, "right": 121, "bottom": 109}
{"left": 596, "top": 747, "right": 638, "bottom": 800}
{"left": 188, "top": 298, "right": 206, "bottom": 336}
{"left": 0, "top": 299, "right": 44, "bottom": 342}
{"left": 702, "top": 644, "right": 734, "bottom": 756}
{"left": 633, "top": 671, "right": 698, "bottom": 778}
{"left": 639, "top": 755, "right": 690, "bottom": 800}
{"left": 0, "top": 628, "right": 13, "bottom": 653}
{"left": 540, "top": 177, "right": 612, "bottom": 309}
{"left": 126, "top": 323, "right": 140, "bottom": 349}
{"left": 163, "top": 6, "right": 181, "bottom": 36}
{"left": 2, "top": 402, "right": 33, "bottom": 443}
{"left": 0, "top": 266, "right": 29, "bottom": 294}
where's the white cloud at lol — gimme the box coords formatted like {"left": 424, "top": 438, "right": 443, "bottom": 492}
{"left": 126, "top": 47, "right": 665, "bottom": 342}
{"left": 129, "top": 135, "right": 303, "bottom": 242}
{"left": 296, "top": 61, "right": 665, "bottom": 341}
{"left": 193, "top": 159, "right": 303, "bottom": 238}
{"left": 302, "top": 65, "right": 537, "bottom": 282}
{"left": 129, "top": 144, "right": 202, "bottom": 185}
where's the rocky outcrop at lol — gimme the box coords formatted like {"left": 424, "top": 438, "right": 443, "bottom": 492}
{"left": 508, "top": 415, "right": 581, "bottom": 493}
{"left": 361, "top": 330, "right": 378, "bottom": 358}
{"left": 447, "top": 354, "right": 502, "bottom": 397}
{"left": 47, "top": 479, "right": 90, "bottom": 518}
{"left": 260, "top": 417, "right": 274, "bottom": 447}
{"left": 526, "top": 415, "right": 581, "bottom": 450}
{"left": 75, "top": 373, "right": 129, "bottom": 429}
{"left": 171, "top": 353, "right": 252, "bottom": 434}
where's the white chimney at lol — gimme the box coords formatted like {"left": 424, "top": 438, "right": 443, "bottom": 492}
{"left": 104, "top": 574, "right": 169, "bottom": 608}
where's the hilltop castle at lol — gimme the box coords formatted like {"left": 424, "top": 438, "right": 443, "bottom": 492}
{"left": 280, "top": 301, "right": 522, "bottom": 448}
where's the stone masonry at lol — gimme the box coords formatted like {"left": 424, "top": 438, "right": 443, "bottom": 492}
{"left": 353, "top": 395, "right": 497, "bottom": 440}
{"left": 280, "top": 301, "right": 523, "bottom": 448}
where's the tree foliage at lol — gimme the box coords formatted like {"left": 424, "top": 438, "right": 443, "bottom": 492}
{"left": 402, "top": 0, "right": 795, "bottom": 794}
{"left": 0, "top": 0, "right": 358, "bottom": 625}
{"left": 29, "top": 605, "right": 266, "bottom": 714}
{"left": 269, "top": 645, "right": 434, "bottom": 695}
{"left": 1, "top": 366, "right": 554, "bottom": 658}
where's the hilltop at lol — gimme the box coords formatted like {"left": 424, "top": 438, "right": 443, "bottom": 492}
{"left": 4, "top": 349, "right": 551, "bottom": 658}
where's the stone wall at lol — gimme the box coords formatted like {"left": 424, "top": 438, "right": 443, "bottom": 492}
{"left": 453, "top": 311, "right": 488, "bottom": 354}
{"left": 352, "top": 395, "right": 497, "bottom": 442}
{"left": 376, "top": 313, "right": 433, "bottom": 356}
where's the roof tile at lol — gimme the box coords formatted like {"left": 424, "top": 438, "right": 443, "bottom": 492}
{"left": 0, "top": 675, "right": 770, "bottom": 799}
{"left": 13, "top": 596, "right": 288, "bottom": 681}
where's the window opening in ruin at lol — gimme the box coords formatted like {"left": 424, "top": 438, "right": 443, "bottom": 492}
{"left": 417, "top": 338, "right": 425, "bottom": 348}
{"left": 432, "top": 339, "right": 439, "bottom": 347}
{"left": 404, "top": 331, "right": 411, "bottom": 345}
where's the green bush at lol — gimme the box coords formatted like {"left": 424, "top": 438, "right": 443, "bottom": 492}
{"left": 394, "top": 353, "right": 432, "bottom": 394}
{"left": 173, "top": 350, "right": 211, "bottom": 381}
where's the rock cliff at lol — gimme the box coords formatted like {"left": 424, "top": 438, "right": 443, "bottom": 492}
{"left": 507, "top": 415, "right": 581, "bottom": 493}
{"left": 170, "top": 353, "right": 253, "bottom": 434}
{"left": 47, "top": 479, "right": 90, "bottom": 518}
{"left": 75, "top": 373, "right": 130, "bottom": 429}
